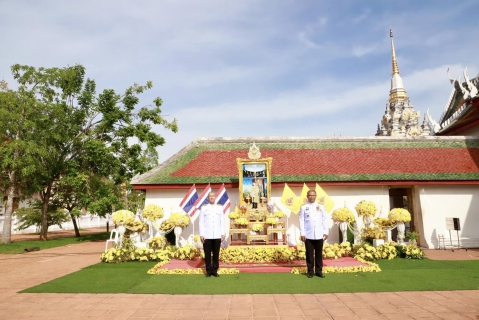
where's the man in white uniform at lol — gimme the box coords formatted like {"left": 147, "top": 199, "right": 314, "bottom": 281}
{"left": 199, "top": 192, "right": 225, "bottom": 277}
{"left": 299, "top": 190, "right": 329, "bottom": 278}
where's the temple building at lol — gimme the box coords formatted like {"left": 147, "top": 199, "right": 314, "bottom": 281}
{"left": 131, "top": 30, "right": 479, "bottom": 250}
{"left": 426, "top": 69, "right": 479, "bottom": 136}
{"left": 375, "top": 30, "right": 431, "bottom": 137}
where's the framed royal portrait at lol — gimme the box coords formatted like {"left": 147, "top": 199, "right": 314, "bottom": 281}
{"left": 236, "top": 158, "right": 272, "bottom": 207}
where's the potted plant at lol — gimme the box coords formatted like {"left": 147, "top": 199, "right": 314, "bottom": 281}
{"left": 406, "top": 231, "right": 419, "bottom": 245}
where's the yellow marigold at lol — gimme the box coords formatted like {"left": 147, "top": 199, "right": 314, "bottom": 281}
{"left": 142, "top": 204, "right": 164, "bottom": 221}
{"left": 112, "top": 210, "right": 135, "bottom": 225}
{"left": 274, "top": 211, "right": 286, "bottom": 219}
{"left": 332, "top": 207, "right": 355, "bottom": 223}
{"left": 388, "top": 208, "right": 411, "bottom": 223}
{"left": 251, "top": 223, "right": 264, "bottom": 232}
{"left": 355, "top": 201, "right": 377, "bottom": 217}
{"left": 373, "top": 217, "right": 396, "bottom": 228}
{"left": 265, "top": 217, "right": 277, "bottom": 225}
{"left": 228, "top": 211, "right": 240, "bottom": 219}
{"left": 168, "top": 212, "right": 190, "bottom": 228}
{"left": 234, "top": 217, "right": 249, "bottom": 226}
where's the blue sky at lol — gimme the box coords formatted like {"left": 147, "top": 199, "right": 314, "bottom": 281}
{"left": 1, "top": 1, "right": 478, "bottom": 162}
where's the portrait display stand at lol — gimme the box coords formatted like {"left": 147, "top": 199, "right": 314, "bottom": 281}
{"left": 229, "top": 149, "right": 284, "bottom": 246}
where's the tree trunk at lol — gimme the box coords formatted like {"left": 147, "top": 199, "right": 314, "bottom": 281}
{"left": 2, "top": 130, "right": 20, "bottom": 244}
{"left": 39, "top": 184, "right": 52, "bottom": 240}
{"left": 1, "top": 181, "right": 15, "bottom": 244}
{"left": 70, "top": 212, "right": 81, "bottom": 237}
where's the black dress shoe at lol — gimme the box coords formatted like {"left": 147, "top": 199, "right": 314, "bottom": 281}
{"left": 212, "top": 273, "right": 220, "bottom": 277}
{"left": 316, "top": 273, "right": 325, "bottom": 278}
{"left": 206, "top": 274, "right": 211, "bottom": 278}
{"left": 307, "top": 273, "right": 313, "bottom": 278}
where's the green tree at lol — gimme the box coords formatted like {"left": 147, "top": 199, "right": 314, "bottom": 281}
{"left": 13, "top": 205, "right": 71, "bottom": 232}
{"left": 2, "top": 64, "right": 178, "bottom": 241}
{"left": 0, "top": 79, "right": 46, "bottom": 243}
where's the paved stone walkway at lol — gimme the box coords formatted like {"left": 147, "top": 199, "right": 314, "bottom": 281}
{"left": 0, "top": 235, "right": 478, "bottom": 319}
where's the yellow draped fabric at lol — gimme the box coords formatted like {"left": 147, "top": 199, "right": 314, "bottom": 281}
{"left": 281, "top": 183, "right": 301, "bottom": 214}
{"left": 299, "top": 183, "right": 310, "bottom": 206}
{"left": 315, "top": 183, "right": 334, "bottom": 213}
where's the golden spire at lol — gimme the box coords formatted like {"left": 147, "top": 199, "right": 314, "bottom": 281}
{"left": 390, "top": 28, "right": 400, "bottom": 75}
{"left": 388, "top": 28, "right": 408, "bottom": 102}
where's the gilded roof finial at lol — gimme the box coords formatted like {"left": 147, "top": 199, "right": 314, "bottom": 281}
{"left": 390, "top": 28, "right": 400, "bottom": 75}
{"left": 248, "top": 142, "right": 261, "bottom": 159}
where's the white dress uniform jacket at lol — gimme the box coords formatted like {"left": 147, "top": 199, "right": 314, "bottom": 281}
{"left": 299, "top": 202, "right": 329, "bottom": 240}
{"left": 199, "top": 204, "right": 225, "bottom": 239}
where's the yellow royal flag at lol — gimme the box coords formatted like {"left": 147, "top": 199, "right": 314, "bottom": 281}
{"left": 281, "top": 183, "right": 301, "bottom": 214}
{"left": 315, "top": 183, "right": 334, "bottom": 213}
{"left": 299, "top": 183, "right": 310, "bottom": 205}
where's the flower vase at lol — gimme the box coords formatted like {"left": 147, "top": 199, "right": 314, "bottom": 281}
{"left": 118, "top": 225, "right": 126, "bottom": 246}
{"left": 174, "top": 226, "right": 183, "bottom": 247}
{"left": 397, "top": 222, "right": 405, "bottom": 244}
{"left": 353, "top": 222, "right": 361, "bottom": 245}
{"left": 363, "top": 216, "right": 372, "bottom": 228}
{"left": 150, "top": 219, "right": 161, "bottom": 238}
{"left": 339, "top": 221, "right": 348, "bottom": 244}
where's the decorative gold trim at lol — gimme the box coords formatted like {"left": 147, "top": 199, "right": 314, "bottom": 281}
{"left": 247, "top": 235, "right": 268, "bottom": 244}
{"left": 230, "top": 229, "right": 249, "bottom": 235}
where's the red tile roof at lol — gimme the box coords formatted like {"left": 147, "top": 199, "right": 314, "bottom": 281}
{"left": 172, "top": 148, "right": 479, "bottom": 177}
{"left": 131, "top": 137, "right": 479, "bottom": 186}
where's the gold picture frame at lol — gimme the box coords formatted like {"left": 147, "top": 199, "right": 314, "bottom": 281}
{"left": 236, "top": 157, "right": 273, "bottom": 207}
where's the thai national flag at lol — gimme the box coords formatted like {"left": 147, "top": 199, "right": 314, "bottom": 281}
{"left": 190, "top": 184, "right": 211, "bottom": 221}
{"left": 215, "top": 184, "right": 231, "bottom": 214}
{"left": 179, "top": 184, "right": 198, "bottom": 216}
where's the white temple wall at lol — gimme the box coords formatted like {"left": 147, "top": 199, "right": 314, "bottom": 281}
{"left": 417, "top": 185, "right": 479, "bottom": 249}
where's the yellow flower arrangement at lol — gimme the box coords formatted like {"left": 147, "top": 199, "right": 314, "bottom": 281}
{"left": 388, "top": 208, "right": 411, "bottom": 223}
{"left": 404, "top": 244, "right": 425, "bottom": 259}
{"left": 126, "top": 220, "right": 149, "bottom": 233}
{"left": 291, "top": 258, "right": 381, "bottom": 274}
{"left": 173, "top": 245, "right": 199, "bottom": 260}
{"left": 265, "top": 217, "right": 277, "bottom": 225}
{"left": 228, "top": 211, "right": 240, "bottom": 219}
{"left": 112, "top": 209, "right": 135, "bottom": 225}
{"left": 160, "top": 220, "right": 175, "bottom": 232}
{"left": 148, "top": 236, "right": 168, "bottom": 249}
{"left": 355, "top": 200, "right": 377, "bottom": 217}
{"left": 274, "top": 211, "right": 286, "bottom": 219}
{"left": 234, "top": 217, "right": 249, "bottom": 226}
{"left": 361, "top": 226, "right": 386, "bottom": 242}
{"left": 331, "top": 207, "right": 355, "bottom": 223}
{"left": 322, "top": 242, "right": 352, "bottom": 259}
{"left": 193, "top": 235, "right": 200, "bottom": 242}
{"left": 373, "top": 217, "right": 396, "bottom": 228}
{"left": 353, "top": 242, "right": 398, "bottom": 261}
{"left": 142, "top": 204, "right": 164, "bottom": 221}
{"left": 251, "top": 223, "right": 264, "bottom": 232}
{"left": 100, "top": 240, "right": 174, "bottom": 264}
{"left": 168, "top": 212, "right": 190, "bottom": 228}
{"left": 147, "top": 266, "right": 240, "bottom": 275}
{"left": 219, "top": 247, "right": 300, "bottom": 263}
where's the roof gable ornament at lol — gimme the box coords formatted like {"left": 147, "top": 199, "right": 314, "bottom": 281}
{"left": 248, "top": 142, "right": 261, "bottom": 159}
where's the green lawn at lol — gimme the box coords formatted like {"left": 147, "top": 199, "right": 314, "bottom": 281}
{"left": 21, "top": 258, "right": 479, "bottom": 294}
{"left": 0, "top": 232, "right": 110, "bottom": 254}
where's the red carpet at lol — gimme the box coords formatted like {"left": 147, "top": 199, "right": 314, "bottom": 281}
{"left": 159, "top": 257, "right": 367, "bottom": 273}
